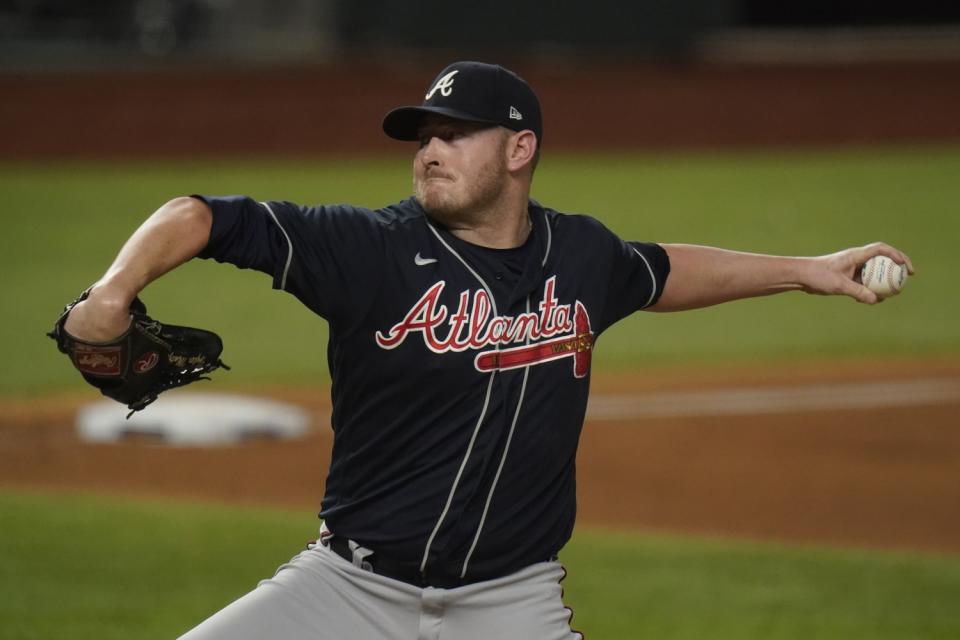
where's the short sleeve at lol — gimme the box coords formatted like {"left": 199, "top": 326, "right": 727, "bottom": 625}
{"left": 194, "top": 195, "right": 384, "bottom": 323}
{"left": 600, "top": 238, "right": 670, "bottom": 329}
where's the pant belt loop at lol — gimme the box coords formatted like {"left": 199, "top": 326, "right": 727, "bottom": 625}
{"left": 348, "top": 539, "right": 375, "bottom": 571}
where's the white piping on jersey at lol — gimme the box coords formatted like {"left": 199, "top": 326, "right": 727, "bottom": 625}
{"left": 420, "top": 221, "right": 500, "bottom": 576}
{"left": 424, "top": 224, "right": 498, "bottom": 312}
{"left": 460, "top": 297, "right": 532, "bottom": 578}
{"left": 260, "top": 202, "right": 294, "bottom": 291}
{"left": 541, "top": 212, "right": 553, "bottom": 266}
{"left": 632, "top": 246, "right": 659, "bottom": 308}
{"left": 420, "top": 371, "right": 497, "bottom": 576}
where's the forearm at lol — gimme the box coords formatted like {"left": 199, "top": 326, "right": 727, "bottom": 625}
{"left": 650, "top": 241, "right": 914, "bottom": 311}
{"left": 64, "top": 197, "right": 212, "bottom": 340}
{"left": 97, "top": 197, "right": 212, "bottom": 301}
{"left": 652, "top": 244, "right": 814, "bottom": 312}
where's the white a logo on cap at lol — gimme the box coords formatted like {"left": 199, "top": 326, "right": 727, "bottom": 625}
{"left": 425, "top": 70, "right": 459, "bottom": 100}
{"left": 509, "top": 106, "right": 523, "bottom": 120}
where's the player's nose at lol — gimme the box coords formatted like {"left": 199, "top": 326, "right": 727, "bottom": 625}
{"left": 418, "top": 137, "right": 443, "bottom": 165}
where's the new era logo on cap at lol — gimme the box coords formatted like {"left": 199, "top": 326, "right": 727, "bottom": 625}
{"left": 383, "top": 61, "right": 542, "bottom": 144}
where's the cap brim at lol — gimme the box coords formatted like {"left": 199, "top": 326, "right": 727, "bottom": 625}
{"left": 382, "top": 106, "right": 500, "bottom": 141}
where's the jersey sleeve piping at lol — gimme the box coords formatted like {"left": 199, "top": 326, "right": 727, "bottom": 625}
{"left": 260, "top": 201, "right": 294, "bottom": 291}
{"left": 632, "top": 246, "right": 659, "bottom": 309}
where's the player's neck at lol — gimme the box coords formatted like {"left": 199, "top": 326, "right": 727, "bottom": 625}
{"left": 447, "top": 208, "right": 532, "bottom": 249}
{"left": 443, "top": 184, "right": 532, "bottom": 249}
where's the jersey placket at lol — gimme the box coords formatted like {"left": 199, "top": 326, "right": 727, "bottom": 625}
{"left": 418, "top": 221, "right": 503, "bottom": 580}
{"left": 417, "top": 211, "right": 551, "bottom": 582}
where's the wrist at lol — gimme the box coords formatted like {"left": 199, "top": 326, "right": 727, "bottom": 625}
{"left": 793, "top": 255, "right": 826, "bottom": 294}
{"left": 88, "top": 275, "right": 140, "bottom": 311}
{"left": 791, "top": 255, "right": 815, "bottom": 287}
{"left": 75, "top": 281, "right": 137, "bottom": 333}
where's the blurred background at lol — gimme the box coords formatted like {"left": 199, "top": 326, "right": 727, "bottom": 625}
{"left": 2, "top": 0, "right": 960, "bottom": 158}
{"left": 3, "top": 0, "right": 960, "bottom": 65}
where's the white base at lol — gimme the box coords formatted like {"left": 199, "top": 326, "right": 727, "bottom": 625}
{"left": 76, "top": 391, "right": 311, "bottom": 446}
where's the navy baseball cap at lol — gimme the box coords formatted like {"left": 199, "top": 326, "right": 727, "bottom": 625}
{"left": 383, "top": 61, "right": 542, "bottom": 144}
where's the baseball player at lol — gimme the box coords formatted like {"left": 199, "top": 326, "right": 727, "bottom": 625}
{"left": 61, "top": 61, "right": 913, "bottom": 639}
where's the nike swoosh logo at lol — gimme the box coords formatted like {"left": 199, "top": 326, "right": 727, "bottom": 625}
{"left": 414, "top": 252, "right": 438, "bottom": 266}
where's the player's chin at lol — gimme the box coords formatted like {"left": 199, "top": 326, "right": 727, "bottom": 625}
{"left": 417, "top": 198, "right": 454, "bottom": 221}
{"left": 415, "top": 185, "right": 458, "bottom": 217}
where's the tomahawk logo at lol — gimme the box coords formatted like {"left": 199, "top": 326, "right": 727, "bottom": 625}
{"left": 425, "top": 70, "right": 459, "bottom": 100}
{"left": 473, "top": 301, "right": 592, "bottom": 378}
{"left": 375, "top": 276, "right": 594, "bottom": 378}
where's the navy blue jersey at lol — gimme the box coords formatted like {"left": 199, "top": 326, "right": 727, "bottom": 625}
{"left": 196, "top": 195, "right": 669, "bottom": 584}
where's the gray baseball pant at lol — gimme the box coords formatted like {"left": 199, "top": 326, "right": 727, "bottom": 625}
{"left": 177, "top": 539, "right": 583, "bottom": 640}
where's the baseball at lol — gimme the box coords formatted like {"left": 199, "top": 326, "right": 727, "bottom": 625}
{"left": 860, "top": 255, "right": 907, "bottom": 299}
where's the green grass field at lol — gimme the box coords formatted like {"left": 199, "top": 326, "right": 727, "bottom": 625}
{"left": 3, "top": 147, "right": 959, "bottom": 396}
{"left": 2, "top": 489, "right": 958, "bottom": 640}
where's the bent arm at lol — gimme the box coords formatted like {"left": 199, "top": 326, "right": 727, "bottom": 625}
{"left": 650, "top": 242, "right": 914, "bottom": 312}
{"left": 63, "top": 197, "right": 213, "bottom": 341}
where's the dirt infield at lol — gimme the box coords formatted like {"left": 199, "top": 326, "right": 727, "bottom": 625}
{"left": 3, "top": 358, "right": 959, "bottom": 556}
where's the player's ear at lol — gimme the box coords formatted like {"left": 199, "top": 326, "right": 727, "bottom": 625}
{"left": 506, "top": 130, "right": 537, "bottom": 174}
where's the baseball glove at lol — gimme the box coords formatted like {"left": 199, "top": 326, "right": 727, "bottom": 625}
{"left": 48, "top": 289, "right": 229, "bottom": 416}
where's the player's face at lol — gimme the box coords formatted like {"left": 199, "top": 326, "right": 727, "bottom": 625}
{"left": 413, "top": 117, "right": 510, "bottom": 225}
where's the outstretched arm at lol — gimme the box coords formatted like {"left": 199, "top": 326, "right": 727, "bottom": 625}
{"left": 649, "top": 242, "right": 914, "bottom": 312}
{"left": 63, "top": 197, "right": 213, "bottom": 340}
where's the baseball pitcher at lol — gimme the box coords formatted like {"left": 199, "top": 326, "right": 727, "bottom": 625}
{"left": 52, "top": 61, "right": 913, "bottom": 640}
